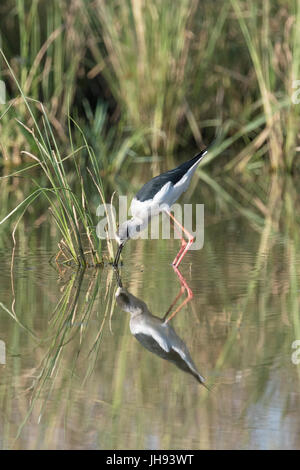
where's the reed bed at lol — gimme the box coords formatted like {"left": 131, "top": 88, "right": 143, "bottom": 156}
{"left": 0, "top": 50, "right": 116, "bottom": 266}
{"left": 0, "top": 0, "right": 299, "bottom": 177}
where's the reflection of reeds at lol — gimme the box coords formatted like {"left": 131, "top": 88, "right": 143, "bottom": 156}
{"left": 7, "top": 267, "right": 115, "bottom": 445}
{"left": 214, "top": 176, "right": 282, "bottom": 370}
{"left": 205, "top": 175, "right": 300, "bottom": 425}
{"left": 1, "top": 181, "right": 300, "bottom": 448}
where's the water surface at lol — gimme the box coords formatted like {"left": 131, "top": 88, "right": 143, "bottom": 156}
{"left": 0, "top": 177, "right": 299, "bottom": 449}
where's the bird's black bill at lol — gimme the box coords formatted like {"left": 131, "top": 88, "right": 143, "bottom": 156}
{"left": 113, "top": 243, "right": 124, "bottom": 267}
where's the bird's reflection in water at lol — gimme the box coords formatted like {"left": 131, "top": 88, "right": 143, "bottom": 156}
{"left": 115, "top": 267, "right": 207, "bottom": 388}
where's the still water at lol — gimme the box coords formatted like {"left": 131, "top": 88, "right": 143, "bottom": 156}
{"left": 0, "top": 177, "right": 300, "bottom": 449}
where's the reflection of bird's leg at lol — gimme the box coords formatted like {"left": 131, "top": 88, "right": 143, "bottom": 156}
{"left": 165, "top": 210, "right": 194, "bottom": 267}
{"left": 173, "top": 266, "right": 193, "bottom": 299}
{"left": 163, "top": 266, "right": 193, "bottom": 323}
{"left": 163, "top": 285, "right": 185, "bottom": 320}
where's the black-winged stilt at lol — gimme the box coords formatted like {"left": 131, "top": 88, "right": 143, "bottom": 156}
{"left": 113, "top": 147, "right": 208, "bottom": 267}
{"left": 114, "top": 267, "right": 207, "bottom": 387}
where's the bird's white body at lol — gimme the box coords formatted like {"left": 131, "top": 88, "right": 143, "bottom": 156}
{"left": 113, "top": 147, "right": 209, "bottom": 266}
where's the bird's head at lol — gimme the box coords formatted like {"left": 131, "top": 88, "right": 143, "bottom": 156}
{"left": 115, "top": 287, "right": 147, "bottom": 316}
{"left": 115, "top": 218, "right": 144, "bottom": 245}
{"left": 115, "top": 220, "right": 131, "bottom": 246}
{"left": 113, "top": 219, "right": 143, "bottom": 266}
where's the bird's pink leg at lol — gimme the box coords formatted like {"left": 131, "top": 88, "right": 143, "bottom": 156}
{"left": 172, "top": 238, "right": 187, "bottom": 266}
{"left": 165, "top": 210, "right": 195, "bottom": 267}
{"left": 174, "top": 236, "right": 194, "bottom": 268}
{"left": 166, "top": 211, "right": 186, "bottom": 265}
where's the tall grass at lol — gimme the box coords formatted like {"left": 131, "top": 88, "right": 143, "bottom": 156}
{"left": 87, "top": 0, "right": 300, "bottom": 171}
{"left": 0, "top": 0, "right": 87, "bottom": 165}
{"left": 89, "top": 0, "right": 200, "bottom": 158}
{"left": 1, "top": 0, "right": 300, "bottom": 180}
{"left": 0, "top": 50, "right": 114, "bottom": 266}
{"left": 230, "top": 0, "right": 300, "bottom": 171}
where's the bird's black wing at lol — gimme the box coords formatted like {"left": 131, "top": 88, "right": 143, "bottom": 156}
{"left": 134, "top": 333, "right": 171, "bottom": 359}
{"left": 135, "top": 148, "right": 207, "bottom": 202}
{"left": 134, "top": 333, "right": 205, "bottom": 384}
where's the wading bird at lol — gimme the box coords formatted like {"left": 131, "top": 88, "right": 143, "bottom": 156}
{"left": 113, "top": 147, "right": 208, "bottom": 267}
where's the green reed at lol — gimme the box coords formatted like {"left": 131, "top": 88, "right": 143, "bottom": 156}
{"left": 230, "top": 0, "right": 300, "bottom": 171}
{"left": 0, "top": 0, "right": 87, "bottom": 165}
{"left": 89, "top": 0, "right": 201, "bottom": 157}
{"left": 88, "top": 0, "right": 300, "bottom": 170}
{"left": 1, "top": 0, "right": 300, "bottom": 184}
{"left": 0, "top": 50, "right": 114, "bottom": 266}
